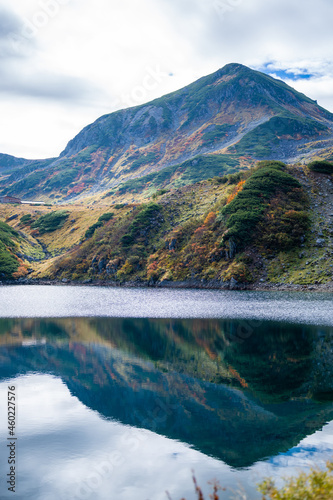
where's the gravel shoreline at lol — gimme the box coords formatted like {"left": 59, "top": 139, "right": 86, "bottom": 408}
{"left": 2, "top": 278, "right": 333, "bottom": 292}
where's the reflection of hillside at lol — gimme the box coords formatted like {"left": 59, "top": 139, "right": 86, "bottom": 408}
{"left": 0, "top": 318, "right": 101, "bottom": 345}
{"left": 0, "top": 318, "right": 333, "bottom": 468}
{"left": 1, "top": 318, "right": 332, "bottom": 400}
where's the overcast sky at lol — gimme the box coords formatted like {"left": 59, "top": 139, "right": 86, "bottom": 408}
{"left": 1, "top": 0, "right": 333, "bottom": 159}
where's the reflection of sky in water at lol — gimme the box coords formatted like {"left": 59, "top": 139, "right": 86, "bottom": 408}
{"left": 247, "top": 422, "right": 333, "bottom": 492}
{"left": 1, "top": 375, "right": 333, "bottom": 500}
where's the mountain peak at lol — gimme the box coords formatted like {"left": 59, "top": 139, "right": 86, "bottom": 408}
{"left": 220, "top": 62, "right": 248, "bottom": 72}
{"left": 2, "top": 64, "right": 333, "bottom": 202}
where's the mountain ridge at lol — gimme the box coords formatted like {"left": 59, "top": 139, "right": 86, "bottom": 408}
{"left": 1, "top": 63, "right": 333, "bottom": 202}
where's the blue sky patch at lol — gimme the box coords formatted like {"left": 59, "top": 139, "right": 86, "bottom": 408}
{"left": 259, "top": 63, "right": 314, "bottom": 81}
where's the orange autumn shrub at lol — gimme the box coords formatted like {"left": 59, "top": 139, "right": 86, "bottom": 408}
{"left": 226, "top": 180, "right": 246, "bottom": 204}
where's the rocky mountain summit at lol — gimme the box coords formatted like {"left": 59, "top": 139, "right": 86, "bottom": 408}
{"left": 2, "top": 63, "right": 333, "bottom": 202}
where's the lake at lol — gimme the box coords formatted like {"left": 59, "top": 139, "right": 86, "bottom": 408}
{"left": 0, "top": 286, "right": 333, "bottom": 499}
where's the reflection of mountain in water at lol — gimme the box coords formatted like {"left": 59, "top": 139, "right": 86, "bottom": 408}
{"left": 1, "top": 318, "right": 333, "bottom": 468}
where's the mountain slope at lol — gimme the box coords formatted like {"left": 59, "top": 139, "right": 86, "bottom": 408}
{"left": 1, "top": 159, "right": 333, "bottom": 288}
{"left": 2, "top": 63, "right": 333, "bottom": 202}
{"left": 0, "top": 153, "right": 33, "bottom": 170}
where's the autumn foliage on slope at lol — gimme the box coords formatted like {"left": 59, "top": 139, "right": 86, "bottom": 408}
{"left": 47, "top": 161, "right": 310, "bottom": 285}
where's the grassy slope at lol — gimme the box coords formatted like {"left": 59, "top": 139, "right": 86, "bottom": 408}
{"left": 0, "top": 203, "right": 118, "bottom": 277}
{"left": 0, "top": 221, "right": 22, "bottom": 279}
{"left": 1, "top": 160, "right": 332, "bottom": 287}
{"left": 266, "top": 165, "right": 333, "bottom": 286}
{"left": 231, "top": 115, "right": 331, "bottom": 158}
{"left": 111, "top": 153, "right": 251, "bottom": 198}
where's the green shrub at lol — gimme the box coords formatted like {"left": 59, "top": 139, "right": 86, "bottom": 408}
{"left": 116, "top": 260, "right": 134, "bottom": 279}
{"left": 260, "top": 209, "right": 310, "bottom": 250}
{"left": 162, "top": 105, "right": 173, "bottom": 129}
{"left": 31, "top": 210, "right": 70, "bottom": 234}
{"left": 74, "top": 145, "right": 98, "bottom": 163}
{"left": 132, "top": 203, "right": 160, "bottom": 226}
{"left": 98, "top": 212, "right": 114, "bottom": 222}
{"left": 212, "top": 176, "right": 228, "bottom": 184}
{"left": 121, "top": 203, "right": 162, "bottom": 247}
{"left": 225, "top": 209, "right": 263, "bottom": 242}
{"left": 0, "top": 249, "right": 19, "bottom": 278}
{"left": 127, "top": 255, "right": 141, "bottom": 270}
{"left": 227, "top": 172, "right": 243, "bottom": 184}
{"left": 120, "top": 233, "right": 134, "bottom": 247}
{"left": 152, "top": 189, "right": 168, "bottom": 199}
{"left": 84, "top": 212, "right": 115, "bottom": 239}
{"left": 256, "top": 160, "right": 286, "bottom": 169}
{"left": 220, "top": 165, "right": 303, "bottom": 251}
{"left": 308, "top": 160, "right": 333, "bottom": 174}
{"left": 243, "top": 166, "right": 299, "bottom": 197}
{"left": 0, "top": 221, "right": 19, "bottom": 248}
{"left": 0, "top": 221, "right": 20, "bottom": 278}
{"left": 20, "top": 214, "right": 32, "bottom": 224}
{"left": 85, "top": 222, "right": 103, "bottom": 239}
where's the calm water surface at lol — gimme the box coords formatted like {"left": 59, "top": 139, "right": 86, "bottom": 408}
{"left": 0, "top": 285, "right": 333, "bottom": 323}
{"left": 0, "top": 286, "right": 332, "bottom": 499}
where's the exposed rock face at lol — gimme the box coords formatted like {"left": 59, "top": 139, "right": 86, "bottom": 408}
{"left": 98, "top": 258, "right": 106, "bottom": 273}
{"left": 169, "top": 238, "right": 177, "bottom": 251}
{"left": 316, "top": 238, "right": 326, "bottom": 247}
{"left": 106, "top": 259, "right": 121, "bottom": 275}
{"left": 229, "top": 277, "right": 238, "bottom": 290}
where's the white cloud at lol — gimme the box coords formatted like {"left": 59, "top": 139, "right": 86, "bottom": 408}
{"left": 0, "top": 0, "right": 333, "bottom": 158}
{"left": 274, "top": 75, "right": 333, "bottom": 113}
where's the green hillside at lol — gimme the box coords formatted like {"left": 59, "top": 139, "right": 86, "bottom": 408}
{"left": 3, "top": 159, "right": 325, "bottom": 289}
{"left": 114, "top": 154, "right": 243, "bottom": 196}
{"left": 0, "top": 221, "right": 26, "bottom": 279}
